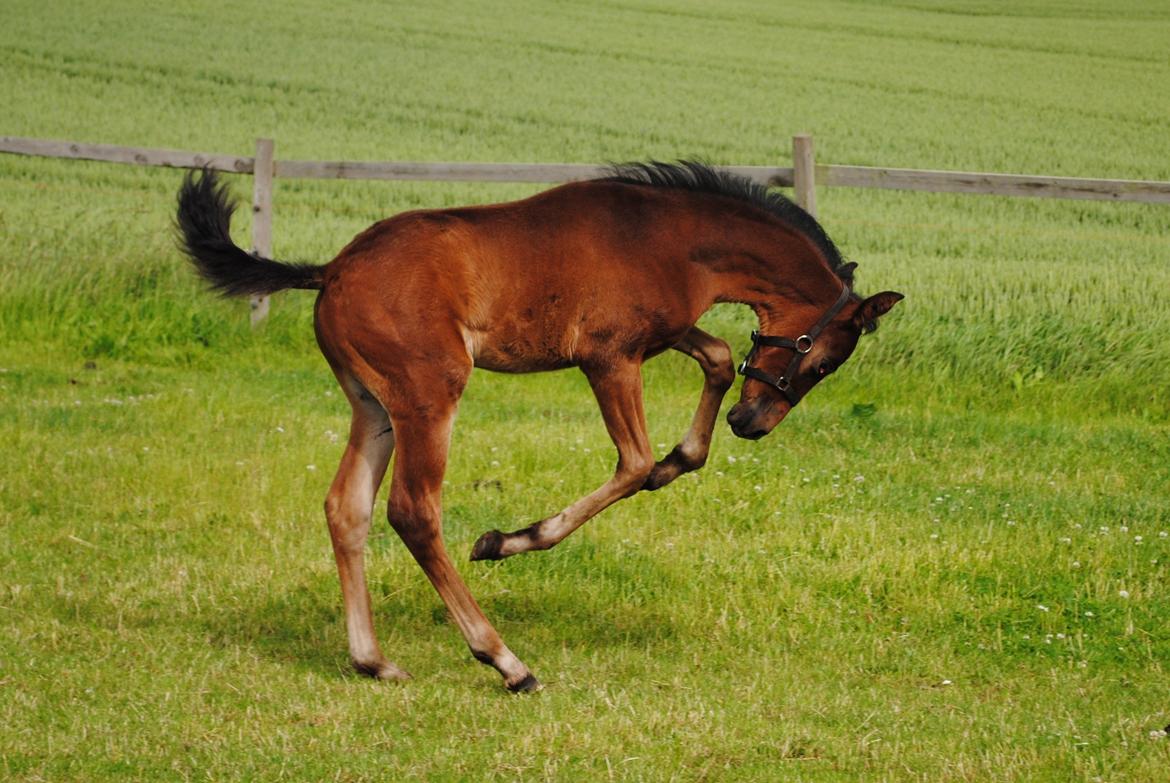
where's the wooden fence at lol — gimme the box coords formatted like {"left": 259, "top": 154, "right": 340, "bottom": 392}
{"left": 4, "top": 133, "right": 1169, "bottom": 322}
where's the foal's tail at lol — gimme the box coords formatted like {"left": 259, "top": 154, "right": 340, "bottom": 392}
{"left": 175, "top": 169, "right": 324, "bottom": 297}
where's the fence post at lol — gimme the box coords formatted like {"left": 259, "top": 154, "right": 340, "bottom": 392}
{"left": 792, "top": 133, "right": 817, "bottom": 218}
{"left": 250, "top": 137, "right": 274, "bottom": 326}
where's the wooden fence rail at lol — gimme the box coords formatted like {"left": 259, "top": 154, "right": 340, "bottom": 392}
{"left": 4, "top": 132, "right": 1168, "bottom": 321}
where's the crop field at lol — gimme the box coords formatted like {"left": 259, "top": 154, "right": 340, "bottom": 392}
{"left": 2, "top": 0, "right": 1170, "bottom": 780}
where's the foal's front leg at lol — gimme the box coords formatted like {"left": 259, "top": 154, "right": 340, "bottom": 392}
{"left": 470, "top": 360, "right": 654, "bottom": 561}
{"left": 642, "top": 327, "right": 735, "bottom": 491}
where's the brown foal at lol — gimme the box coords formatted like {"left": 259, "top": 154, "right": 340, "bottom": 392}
{"left": 176, "top": 161, "right": 902, "bottom": 691}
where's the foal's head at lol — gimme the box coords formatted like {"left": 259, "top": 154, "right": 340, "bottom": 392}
{"left": 726, "top": 290, "right": 903, "bottom": 440}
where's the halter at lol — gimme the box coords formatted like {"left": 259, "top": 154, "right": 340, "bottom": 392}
{"left": 737, "top": 284, "right": 853, "bottom": 406}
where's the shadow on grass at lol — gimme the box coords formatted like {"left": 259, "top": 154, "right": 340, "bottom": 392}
{"left": 40, "top": 537, "right": 682, "bottom": 681}
{"left": 471, "top": 539, "right": 683, "bottom": 651}
{"left": 198, "top": 541, "right": 684, "bottom": 679}
{"left": 198, "top": 576, "right": 348, "bottom": 677}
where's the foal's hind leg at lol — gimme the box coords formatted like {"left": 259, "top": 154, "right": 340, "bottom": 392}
{"left": 470, "top": 360, "right": 654, "bottom": 561}
{"left": 643, "top": 327, "right": 734, "bottom": 491}
{"left": 324, "top": 383, "right": 408, "bottom": 680}
{"left": 388, "top": 410, "right": 539, "bottom": 691}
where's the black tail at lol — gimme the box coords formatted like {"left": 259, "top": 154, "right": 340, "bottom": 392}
{"left": 175, "top": 168, "right": 323, "bottom": 297}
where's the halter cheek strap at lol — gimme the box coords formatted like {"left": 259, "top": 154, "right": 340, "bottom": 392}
{"left": 737, "top": 284, "right": 853, "bottom": 406}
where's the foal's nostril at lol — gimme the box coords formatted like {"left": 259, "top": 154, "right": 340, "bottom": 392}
{"left": 726, "top": 405, "right": 750, "bottom": 429}
{"left": 727, "top": 405, "right": 767, "bottom": 440}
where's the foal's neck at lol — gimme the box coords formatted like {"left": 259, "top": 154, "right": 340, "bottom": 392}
{"left": 704, "top": 213, "right": 846, "bottom": 333}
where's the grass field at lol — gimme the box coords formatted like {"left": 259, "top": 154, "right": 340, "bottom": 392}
{"left": 3, "top": 1, "right": 1170, "bottom": 780}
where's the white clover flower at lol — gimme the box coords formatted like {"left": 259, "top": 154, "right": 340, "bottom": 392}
{"left": 1119, "top": 590, "right": 1130, "bottom": 599}
{"left": 306, "top": 464, "right": 316, "bottom": 471}
{"left": 1036, "top": 604, "right": 1049, "bottom": 612}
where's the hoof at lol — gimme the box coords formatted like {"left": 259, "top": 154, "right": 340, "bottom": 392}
{"left": 470, "top": 529, "right": 505, "bottom": 561}
{"left": 352, "top": 658, "right": 412, "bottom": 682}
{"left": 506, "top": 673, "right": 543, "bottom": 693}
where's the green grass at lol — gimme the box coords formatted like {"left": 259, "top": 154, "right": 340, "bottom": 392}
{"left": 3, "top": 1, "right": 1170, "bottom": 780}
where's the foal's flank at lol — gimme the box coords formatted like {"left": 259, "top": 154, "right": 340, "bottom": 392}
{"left": 175, "top": 161, "right": 901, "bottom": 691}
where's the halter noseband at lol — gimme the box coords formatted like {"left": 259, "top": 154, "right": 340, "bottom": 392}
{"left": 737, "top": 284, "right": 853, "bottom": 406}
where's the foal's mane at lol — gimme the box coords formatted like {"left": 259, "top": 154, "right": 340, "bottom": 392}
{"left": 603, "top": 160, "right": 852, "bottom": 284}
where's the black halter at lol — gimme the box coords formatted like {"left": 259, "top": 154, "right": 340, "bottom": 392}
{"left": 737, "top": 284, "right": 853, "bottom": 406}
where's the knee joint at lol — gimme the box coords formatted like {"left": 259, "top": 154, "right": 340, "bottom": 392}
{"left": 325, "top": 494, "right": 369, "bottom": 529}
{"left": 386, "top": 497, "right": 438, "bottom": 550}
{"left": 620, "top": 452, "right": 655, "bottom": 485}
{"left": 705, "top": 343, "right": 735, "bottom": 390}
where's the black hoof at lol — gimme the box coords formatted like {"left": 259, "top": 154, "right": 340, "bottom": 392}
{"left": 352, "top": 658, "right": 412, "bottom": 682}
{"left": 507, "top": 673, "right": 543, "bottom": 693}
{"left": 470, "top": 529, "right": 505, "bottom": 561}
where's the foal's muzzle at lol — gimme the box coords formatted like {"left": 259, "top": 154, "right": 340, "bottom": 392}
{"left": 727, "top": 401, "right": 786, "bottom": 440}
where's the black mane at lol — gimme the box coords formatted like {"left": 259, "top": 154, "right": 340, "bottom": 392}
{"left": 602, "top": 160, "right": 852, "bottom": 284}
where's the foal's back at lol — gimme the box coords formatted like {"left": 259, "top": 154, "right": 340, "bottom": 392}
{"left": 316, "top": 180, "right": 715, "bottom": 373}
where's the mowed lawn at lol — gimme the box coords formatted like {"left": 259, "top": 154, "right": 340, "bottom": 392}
{"left": 2, "top": 1, "right": 1170, "bottom": 780}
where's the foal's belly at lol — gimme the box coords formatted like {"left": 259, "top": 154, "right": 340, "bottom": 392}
{"left": 465, "top": 323, "right": 590, "bottom": 373}
{"left": 464, "top": 310, "right": 692, "bottom": 373}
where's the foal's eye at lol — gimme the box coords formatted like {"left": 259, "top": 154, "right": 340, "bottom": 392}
{"left": 817, "top": 361, "right": 834, "bottom": 377}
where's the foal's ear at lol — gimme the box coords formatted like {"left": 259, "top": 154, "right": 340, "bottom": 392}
{"left": 853, "top": 291, "right": 904, "bottom": 332}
